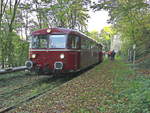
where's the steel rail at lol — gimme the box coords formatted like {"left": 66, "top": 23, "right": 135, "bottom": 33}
{"left": 0, "top": 66, "right": 27, "bottom": 74}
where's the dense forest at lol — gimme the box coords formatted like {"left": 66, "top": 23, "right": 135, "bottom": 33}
{"left": 92, "top": 0, "right": 150, "bottom": 66}
{"left": 0, "top": 0, "right": 150, "bottom": 68}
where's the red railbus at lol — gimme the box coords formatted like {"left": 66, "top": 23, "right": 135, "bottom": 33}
{"left": 25, "top": 28, "right": 103, "bottom": 74}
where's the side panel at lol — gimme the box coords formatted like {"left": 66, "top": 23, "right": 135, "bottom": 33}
{"left": 99, "top": 51, "right": 103, "bottom": 62}
{"left": 80, "top": 49, "right": 88, "bottom": 68}
{"left": 80, "top": 37, "right": 100, "bottom": 69}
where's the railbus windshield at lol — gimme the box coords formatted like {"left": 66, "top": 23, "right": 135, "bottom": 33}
{"left": 31, "top": 35, "right": 67, "bottom": 49}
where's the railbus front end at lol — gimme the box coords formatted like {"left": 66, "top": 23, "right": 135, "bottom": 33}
{"left": 25, "top": 28, "right": 80, "bottom": 74}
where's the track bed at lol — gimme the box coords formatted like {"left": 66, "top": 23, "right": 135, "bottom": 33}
{"left": 0, "top": 72, "right": 76, "bottom": 112}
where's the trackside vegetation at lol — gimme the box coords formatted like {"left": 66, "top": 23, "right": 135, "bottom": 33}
{"left": 92, "top": 0, "right": 150, "bottom": 67}
{"left": 10, "top": 59, "right": 150, "bottom": 113}
{"left": 101, "top": 61, "right": 150, "bottom": 113}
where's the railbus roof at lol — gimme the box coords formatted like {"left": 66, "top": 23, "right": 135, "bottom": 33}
{"left": 31, "top": 28, "right": 103, "bottom": 47}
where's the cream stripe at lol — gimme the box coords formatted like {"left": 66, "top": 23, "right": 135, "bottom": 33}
{"left": 30, "top": 49, "right": 81, "bottom": 52}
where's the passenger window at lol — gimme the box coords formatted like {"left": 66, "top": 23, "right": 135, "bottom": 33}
{"left": 70, "top": 35, "right": 80, "bottom": 49}
{"left": 81, "top": 38, "right": 86, "bottom": 49}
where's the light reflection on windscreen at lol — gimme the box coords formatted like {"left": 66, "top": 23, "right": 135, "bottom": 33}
{"left": 48, "top": 35, "right": 67, "bottom": 48}
{"left": 31, "top": 35, "right": 67, "bottom": 49}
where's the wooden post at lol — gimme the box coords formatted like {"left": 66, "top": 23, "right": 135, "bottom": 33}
{"left": 130, "top": 50, "right": 132, "bottom": 62}
{"left": 133, "top": 44, "right": 136, "bottom": 64}
{"left": 128, "top": 49, "right": 130, "bottom": 61}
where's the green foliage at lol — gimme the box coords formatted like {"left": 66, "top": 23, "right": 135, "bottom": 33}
{"left": 97, "top": 106, "right": 106, "bottom": 112}
{"left": 22, "top": 0, "right": 90, "bottom": 31}
{"left": 102, "top": 26, "right": 116, "bottom": 40}
{"left": 100, "top": 26, "right": 116, "bottom": 51}
{"left": 86, "top": 30, "right": 100, "bottom": 41}
{"left": 86, "top": 26, "right": 116, "bottom": 51}
{"left": 92, "top": 0, "right": 150, "bottom": 59}
{"left": 12, "top": 33, "right": 29, "bottom": 66}
{"left": 75, "top": 108, "right": 91, "bottom": 113}
{"left": 0, "top": 31, "right": 28, "bottom": 67}
{"left": 0, "top": 0, "right": 28, "bottom": 68}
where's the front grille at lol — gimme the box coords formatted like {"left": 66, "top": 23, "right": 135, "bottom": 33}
{"left": 54, "top": 62, "right": 63, "bottom": 70}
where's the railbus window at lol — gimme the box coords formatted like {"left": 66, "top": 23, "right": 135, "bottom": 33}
{"left": 48, "top": 35, "right": 67, "bottom": 48}
{"left": 81, "top": 37, "right": 86, "bottom": 49}
{"left": 31, "top": 35, "right": 67, "bottom": 49}
{"left": 31, "top": 35, "right": 48, "bottom": 48}
{"left": 70, "top": 35, "right": 80, "bottom": 49}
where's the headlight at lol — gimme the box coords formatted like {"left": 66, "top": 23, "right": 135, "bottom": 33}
{"left": 32, "top": 54, "right": 36, "bottom": 58}
{"left": 60, "top": 54, "right": 65, "bottom": 59}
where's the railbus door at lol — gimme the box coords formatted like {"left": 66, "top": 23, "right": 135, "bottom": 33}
{"left": 68, "top": 34, "right": 80, "bottom": 71}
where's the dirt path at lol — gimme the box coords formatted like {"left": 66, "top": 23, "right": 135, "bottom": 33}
{"left": 9, "top": 60, "right": 132, "bottom": 113}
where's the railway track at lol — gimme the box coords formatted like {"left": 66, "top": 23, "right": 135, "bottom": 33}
{"left": 0, "top": 74, "right": 48, "bottom": 95}
{"left": 0, "top": 72, "right": 77, "bottom": 113}
{"left": 0, "top": 66, "right": 27, "bottom": 74}
{"left": 0, "top": 64, "right": 93, "bottom": 113}
{"left": 0, "top": 79, "right": 60, "bottom": 113}
{"left": 0, "top": 76, "right": 51, "bottom": 98}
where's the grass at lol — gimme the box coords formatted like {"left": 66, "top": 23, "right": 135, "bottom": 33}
{"left": 111, "top": 76, "right": 150, "bottom": 113}
{"left": 99, "top": 59, "right": 150, "bottom": 113}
